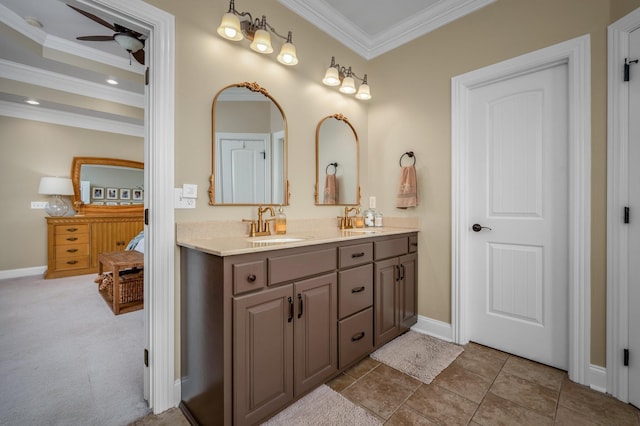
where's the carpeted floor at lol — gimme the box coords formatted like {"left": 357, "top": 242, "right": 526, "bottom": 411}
{"left": 0, "top": 273, "right": 149, "bottom": 425}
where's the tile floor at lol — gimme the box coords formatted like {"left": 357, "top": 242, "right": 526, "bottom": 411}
{"left": 134, "top": 342, "right": 640, "bottom": 425}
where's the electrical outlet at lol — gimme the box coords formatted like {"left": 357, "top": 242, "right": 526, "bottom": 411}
{"left": 175, "top": 188, "right": 196, "bottom": 209}
{"left": 31, "top": 201, "right": 48, "bottom": 209}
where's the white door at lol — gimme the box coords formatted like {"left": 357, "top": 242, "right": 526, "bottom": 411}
{"left": 467, "top": 63, "right": 569, "bottom": 370}
{"left": 629, "top": 26, "right": 640, "bottom": 408}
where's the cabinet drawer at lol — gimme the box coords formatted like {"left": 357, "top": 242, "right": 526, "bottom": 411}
{"left": 338, "top": 264, "right": 373, "bottom": 319}
{"left": 55, "top": 232, "right": 89, "bottom": 245}
{"left": 56, "top": 243, "right": 90, "bottom": 259}
{"left": 374, "top": 237, "right": 408, "bottom": 260}
{"left": 55, "top": 224, "right": 89, "bottom": 236}
{"left": 338, "top": 308, "right": 373, "bottom": 369}
{"left": 269, "top": 248, "right": 336, "bottom": 285}
{"left": 233, "top": 260, "right": 267, "bottom": 295}
{"left": 339, "top": 243, "right": 373, "bottom": 268}
{"left": 408, "top": 235, "right": 418, "bottom": 253}
{"left": 55, "top": 256, "right": 90, "bottom": 271}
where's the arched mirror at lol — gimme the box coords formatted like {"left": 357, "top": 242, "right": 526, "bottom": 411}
{"left": 210, "top": 82, "right": 289, "bottom": 205}
{"left": 71, "top": 157, "right": 144, "bottom": 215}
{"left": 315, "top": 113, "right": 360, "bottom": 205}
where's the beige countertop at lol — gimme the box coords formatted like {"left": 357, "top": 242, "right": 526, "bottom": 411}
{"left": 177, "top": 226, "right": 419, "bottom": 257}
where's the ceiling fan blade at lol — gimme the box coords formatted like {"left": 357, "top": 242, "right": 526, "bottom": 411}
{"left": 132, "top": 49, "right": 145, "bottom": 65}
{"left": 67, "top": 5, "right": 115, "bottom": 31}
{"left": 77, "top": 35, "right": 115, "bottom": 42}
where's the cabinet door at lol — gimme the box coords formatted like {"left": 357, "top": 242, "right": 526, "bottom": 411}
{"left": 91, "top": 220, "right": 143, "bottom": 268}
{"left": 294, "top": 273, "right": 337, "bottom": 397}
{"left": 374, "top": 258, "right": 399, "bottom": 347}
{"left": 399, "top": 253, "right": 418, "bottom": 330}
{"left": 234, "top": 285, "right": 294, "bottom": 425}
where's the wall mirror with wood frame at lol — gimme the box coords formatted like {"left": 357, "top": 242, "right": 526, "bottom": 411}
{"left": 315, "top": 114, "right": 360, "bottom": 206}
{"left": 210, "top": 82, "right": 289, "bottom": 205}
{"left": 71, "top": 157, "right": 144, "bottom": 215}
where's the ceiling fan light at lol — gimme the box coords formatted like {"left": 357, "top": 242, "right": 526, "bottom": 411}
{"left": 322, "top": 67, "right": 340, "bottom": 86}
{"left": 339, "top": 76, "right": 356, "bottom": 94}
{"left": 250, "top": 29, "right": 273, "bottom": 54}
{"left": 277, "top": 42, "right": 298, "bottom": 65}
{"left": 114, "top": 33, "right": 143, "bottom": 53}
{"left": 355, "top": 83, "right": 371, "bottom": 100}
{"left": 217, "top": 12, "right": 243, "bottom": 41}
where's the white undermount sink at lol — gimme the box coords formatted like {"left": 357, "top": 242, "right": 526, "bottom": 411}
{"left": 344, "top": 228, "right": 382, "bottom": 234}
{"left": 249, "top": 237, "right": 306, "bottom": 244}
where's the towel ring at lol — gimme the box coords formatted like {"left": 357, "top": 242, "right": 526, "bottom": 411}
{"left": 326, "top": 162, "right": 338, "bottom": 175}
{"left": 399, "top": 151, "right": 416, "bottom": 167}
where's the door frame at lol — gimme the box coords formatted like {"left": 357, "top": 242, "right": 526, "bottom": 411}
{"left": 75, "top": 0, "right": 176, "bottom": 413}
{"left": 607, "top": 7, "right": 640, "bottom": 403}
{"left": 451, "top": 35, "right": 591, "bottom": 385}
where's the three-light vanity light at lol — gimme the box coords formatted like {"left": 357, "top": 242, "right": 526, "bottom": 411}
{"left": 216, "top": 0, "right": 298, "bottom": 66}
{"left": 322, "top": 56, "right": 371, "bottom": 100}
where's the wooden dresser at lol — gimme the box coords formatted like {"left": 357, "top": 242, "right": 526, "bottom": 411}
{"left": 46, "top": 215, "right": 143, "bottom": 279}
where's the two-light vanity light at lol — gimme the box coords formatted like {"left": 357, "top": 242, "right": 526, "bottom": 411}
{"left": 217, "top": 0, "right": 298, "bottom": 66}
{"left": 322, "top": 56, "right": 371, "bottom": 100}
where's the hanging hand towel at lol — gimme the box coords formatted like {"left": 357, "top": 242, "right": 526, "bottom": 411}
{"left": 396, "top": 165, "right": 418, "bottom": 209}
{"left": 323, "top": 174, "right": 338, "bottom": 204}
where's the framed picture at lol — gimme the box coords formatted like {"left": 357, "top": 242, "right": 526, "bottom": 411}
{"left": 106, "top": 188, "right": 118, "bottom": 200}
{"left": 92, "top": 187, "right": 104, "bottom": 200}
{"left": 106, "top": 201, "right": 118, "bottom": 206}
{"left": 132, "top": 189, "right": 143, "bottom": 201}
{"left": 120, "top": 188, "right": 131, "bottom": 200}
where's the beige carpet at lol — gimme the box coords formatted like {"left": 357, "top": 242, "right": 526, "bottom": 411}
{"left": 261, "top": 385, "right": 381, "bottom": 425}
{"left": 370, "top": 331, "right": 464, "bottom": 384}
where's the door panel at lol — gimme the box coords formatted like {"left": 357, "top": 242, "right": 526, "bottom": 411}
{"left": 468, "top": 63, "right": 569, "bottom": 370}
{"left": 399, "top": 253, "right": 417, "bottom": 330}
{"left": 374, "top": 258, "right": 399, "bottom": 346}
{"left": 217, "top": 133, "right": 270, "bottom": 203}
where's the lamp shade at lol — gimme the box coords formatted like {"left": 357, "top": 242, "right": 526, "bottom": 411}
{"left": 217, "top": 12, "right": 243, "bottom": 41}
{"left": 277, "top": 42, "right": 298, "bottom": 65}
{"left": 322, "top": 67, "right": 340, "bottom": 86}
{"left": 250, "top": 29, "right": 273, "bottom": 53}
{"left": 38, "top": 177, "right": 74, "bottom": 196}
{"left": 355, "top": 83, "right": 371, "bottom": 100}
{"left": 339, "top": 76, "right": 356, "bottom": 94}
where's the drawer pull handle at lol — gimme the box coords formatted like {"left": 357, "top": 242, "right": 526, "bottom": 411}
{"left": 66, "top": 248, "right": 79, "bottom": 253}
{"left": 247, "top": 274, "right": 257, "bottom": 282}
{"left": 297, "top": 293, "right": 303, "bottom": 318}
{"left": 351, "top": 252, "right": 365, "bottom": 258}
{"left": 288, "top": 297, "right": 293, "bottom": 323}
{"left": 67, "top": 260, "right": 78, "bottom": 265}
{"left": 66, "top": 228, "right": 78, "bottom": 232}
{"left": 351, "top": 332, "right": 365, "bottom": 342}
{"left": 66, "top": 237, "right": 78, "bottom": 241}
{"left": 351, "top": 286, "right": 366, "bottom": 293}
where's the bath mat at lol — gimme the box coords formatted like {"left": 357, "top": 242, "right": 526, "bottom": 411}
{"left": 261, "top": 385, "right": 381, "bottom": 425}
{"left": 370, "top": 331, "right": 464, "bottom": 384}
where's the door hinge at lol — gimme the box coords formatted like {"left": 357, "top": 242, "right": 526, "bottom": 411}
{"left": 144, "top": 348, "right": 149, "bottom": 367}
{"left": 624, "top": 348, "right": 629, "bottom": 366}
{"left": 624, "top": 207, "right": 630, "bottom": 224}
{"left": 145, "top": 67, "right": 150, "bottom": 85}
{"left": 624, "top": 58, "right": 638, "bottom": 82}
{"left": 144, "top": 208, "right": 149, "bottom": 225}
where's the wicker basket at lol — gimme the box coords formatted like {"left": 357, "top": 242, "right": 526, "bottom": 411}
{"left": 97, "top": 269, "right": 144, "bottom": 304}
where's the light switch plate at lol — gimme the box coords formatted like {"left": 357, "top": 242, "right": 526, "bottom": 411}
{"left": 175, "top": 188, "right": 196, "bottom": 209}
{"left": 31, "top": 201, "right": 48, "bottom": 209}
{"left": 369, "top": 196, "right": 376, "bottom": 209}
{"left": 182, "top": 184, "right": 198, "bottom": 198}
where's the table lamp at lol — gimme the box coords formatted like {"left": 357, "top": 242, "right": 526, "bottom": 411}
{"left": 38, "top": 177, "right": 74, "bottom": 217}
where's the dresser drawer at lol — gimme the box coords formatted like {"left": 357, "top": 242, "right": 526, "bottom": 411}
{"left": 269, "top": 248, "right": 336, "bottom": 285}
{"left": 338, "top": 243, "right": 373, "bottom": 269}
{"left": 55, "top": 224, "right": 89, "bottom": 236}
{"left": 233, "top": 260, "right": 267, "bottom": 295}
{"left": 55, "top": 232, "right": 89, "bottom": 245}
{"left": 338, "top": 264, "right": 373, "bottom": 319}
{"left": 56, "top": 243, "right": 90, "bottom": 259}
{"left": 338, "top": 308, "right": 373, "bottom": 369}
{"left": 374, "top": 237, "right": 408, "bottom": 260}
{"left": 55, "top": 256, "right": 90, "bottom": 271}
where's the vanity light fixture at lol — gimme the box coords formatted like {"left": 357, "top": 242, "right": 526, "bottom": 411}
{"left": 217, "top": 0, "right": 298, "bottom": 66}
{"left": 322, "top": 56, "right": 371, "bottom": 100}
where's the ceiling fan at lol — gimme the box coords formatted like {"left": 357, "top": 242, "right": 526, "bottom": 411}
{"left": 68, "top": 5, "right": 145, "bottom": 65}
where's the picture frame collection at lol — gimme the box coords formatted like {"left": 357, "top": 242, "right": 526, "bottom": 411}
{"left": 91, "top": 187, "right": 143, "bottom": 205}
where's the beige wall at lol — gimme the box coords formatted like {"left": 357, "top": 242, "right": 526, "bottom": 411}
{"left": 0, "top": 116, "right": 142, "bottom": 270}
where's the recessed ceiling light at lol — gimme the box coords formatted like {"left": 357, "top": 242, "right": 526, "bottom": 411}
{"left": 106, "top": 78, "right": 119, "bottom": 85}
{"left": 25, "top": 99, "right": 40, "bottom": 105}
{"left": 24, "top": 17, "right": 43, "bottom": 28}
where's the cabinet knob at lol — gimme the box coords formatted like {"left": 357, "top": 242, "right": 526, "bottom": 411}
{"left": 247, "top": 274, "right": 257, "bottom": 282}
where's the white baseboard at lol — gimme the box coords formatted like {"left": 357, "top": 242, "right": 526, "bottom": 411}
{"left": 174, "top": 379, "right": 182, "bottom": 407}
{"left": 0, "top": 266, "right": 46, "bottom": 280}
{"left": 410, "top": 315, "right": 454, "bottom": 342}
{"left": 589, "top": 364, "right": 607, "bottom": 393}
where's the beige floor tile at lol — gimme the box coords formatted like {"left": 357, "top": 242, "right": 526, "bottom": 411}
{"left": 433, "top": 363, "right": 492, "bottom": 403}
{"left": 371, "top": 363, "right": 421, "bottom": 392}
{"left": 344, "top": 356, "right": 380, "bottom": 379}
{"left": 384, "top": 405, "right": 437, "bottom": 425}
{"left": 489, "top": 371, "right": 558, "bottom": 417}
{"left": 453, "top": 343, "right": 508, "bottom": 380}
{"left": 326, "top": 372, "right": 356, "bottom": 392}
{"left": 501, "top": 356, "right": 565, "bottom": 391}
{"left": 554, "top": 406, "right": 601, "bottom": 426}
{"left": 472, "top": 392, "right": 553, "bottom": 426}
{"left": 404, "top": 384, "right": 477, "bottom": 425}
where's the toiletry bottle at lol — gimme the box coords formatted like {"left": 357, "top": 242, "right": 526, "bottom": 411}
{"left": 355, "top": 210, "right": 365, "bottom": 228}
{"left": 364, "top": 208, "right": 375, "bottom": 227}
{"left": 275, "top": 206, "right": 287, "bottom": 234}
{"left": 374, "top": 211, "right": 383, "bottom": 227}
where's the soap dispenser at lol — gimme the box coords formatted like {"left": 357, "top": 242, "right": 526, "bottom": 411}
{"left": 275, "top": 205, "right": 287, "bottom": 234}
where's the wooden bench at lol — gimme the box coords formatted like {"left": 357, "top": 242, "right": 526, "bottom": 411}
{"left": 98, "top": 251, "right": 144, "bottom": 315}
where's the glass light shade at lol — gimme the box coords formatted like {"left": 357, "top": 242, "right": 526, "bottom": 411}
{"left": 250, "top": 29, "right": 273, "bottom": 53}
{"left": 114, "top": 33, "right": 144, "bottom": 53}
{"left": 217, "top": 12, "right": 243, "bottom": 41}
{"left": 339, "top": 76, "right": 356, "bottom": 94}
{"left": 355, "top": 83, "right": 371, "bottom": 100}
{"left": 277, "top": 42, "right": 298, "bottom": 65}
{"left": 322, "top": 67, "right": 340, "bottom": 86}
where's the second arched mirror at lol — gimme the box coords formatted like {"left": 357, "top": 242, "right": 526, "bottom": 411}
{"left": 315, "top": 114, "right": 360, "bottom": 205}
{"left": 210, "top": 82, "right": 289, "bottom": 205}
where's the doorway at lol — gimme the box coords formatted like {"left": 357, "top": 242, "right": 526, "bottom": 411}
{"left": 452, "top": 35, "right": 591, "bottom": 384}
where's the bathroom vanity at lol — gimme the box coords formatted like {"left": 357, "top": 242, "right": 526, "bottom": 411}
{"left": 178, "top": 227, "right": 417, "bottom": 425}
